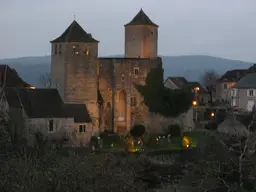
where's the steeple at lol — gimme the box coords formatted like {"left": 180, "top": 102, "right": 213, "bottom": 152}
{"left": 50, "top": 20, "right": 99, "bottom": 43}
{"left": 124, "top": 8, "right": 158, "bottom": 27}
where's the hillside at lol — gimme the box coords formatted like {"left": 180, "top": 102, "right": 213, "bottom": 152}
{"left": 0, "top": 55, "right": 252, "bottom": 87}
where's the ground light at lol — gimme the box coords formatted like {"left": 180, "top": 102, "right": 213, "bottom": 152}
{"left": 182, "top": 136, "right": 191, "bottom": 148}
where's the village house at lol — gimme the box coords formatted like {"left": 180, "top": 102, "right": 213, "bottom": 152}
{"left": 215, "top": 69, "right": 248, "bottom": 102}
{"left": 231, "top": 73, "right": 256, "bottom": 112}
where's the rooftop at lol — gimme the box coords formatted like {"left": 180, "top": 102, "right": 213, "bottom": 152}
{"left": 124, "top": 9, "right": 158, "bottom": 27}
{"left": 50, "top": 20, "right": 99, "bottom": 43}
{"left": 233, "top": 73, "right": 256, "bottom": 89}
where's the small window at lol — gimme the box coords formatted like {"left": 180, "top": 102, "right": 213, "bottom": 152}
{"left": 79, "top": 125, "right": 86, "bottom": 133}
{"left": 131, "top": 97, "right": 137, "bottom": 107}
{"left": 223, "top": 83, "right": 227, "bottom": 89}
{"left": 84, "top": 46, "right": 89, "bottom": 56}
{"left": 108, "top": 88, "right": 112, "bottom": 93}
{"left": 73, "top": 45, "right": 79, "bottom": 55}
{"left": 49, "top": 120, "right": 54, "bottom": 132}
{"left": 248, "top": 89, "right": 254, "bottom": 97}
{"left": 134, "top": 68, "right": 139, "bottom": 76}
{"left": 58, "top": 44, "right": 62, "bottom": 55}
{"left": 150, "top": 32, "right": 154, "bottom": 36}
{"left": 121, "top": 75, "right": 125, "bottom": 82}
{"left": 54, "top": 44, "right": 58, "bottom": 55}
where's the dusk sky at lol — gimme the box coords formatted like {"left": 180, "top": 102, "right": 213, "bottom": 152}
{"left": 1, "top": 0, "right": 256, "bottom": 62}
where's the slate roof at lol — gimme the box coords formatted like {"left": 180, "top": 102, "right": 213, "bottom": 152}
{"left": 165, "top": 77, "right": 188, "bottom": 88}
{"left": 124, "top": 9, "right": 158, "bottom": 27}
{"left": 64, "top": 103, "right": 92, "bottom": 123}
{"left": 233, "top": 73, "right": 256, "bottom": 89}
{"left": 0, "top": 65, "right": 33, "bottom": 88}
{"left": 4, "top": 88, "right": 67, "bottom": 118}
{"left": 50, "top": 20, "right": 99, "bottom": 43}
{"left": 218, "top": 69, "right": 248, "bottom": 82}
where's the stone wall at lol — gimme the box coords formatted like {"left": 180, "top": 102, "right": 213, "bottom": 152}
{"left": 125, "top": 25, "right": 158, "bottom": 58}
{"left": 99, "top": 57, "right": 162, "bottom": 134}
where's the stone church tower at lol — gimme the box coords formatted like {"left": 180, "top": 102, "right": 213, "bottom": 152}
{"left": 50, "top": 20, "right": 100, "bottom": 127}
{"left": 124, "top": 9, "right": 159, "bottom": 58}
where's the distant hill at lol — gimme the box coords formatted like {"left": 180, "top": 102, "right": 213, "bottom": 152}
{"left": 0, "top": 55, "right": 252, "bottom": 87}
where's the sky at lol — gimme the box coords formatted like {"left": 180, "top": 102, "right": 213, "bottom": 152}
{"left": 1, "top": 0, "right": 256, "bottom": 62}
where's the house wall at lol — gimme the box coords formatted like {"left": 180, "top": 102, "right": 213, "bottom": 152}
{"left": 25, "top": 118, "right": 93, "bottom": 147}
{"left": 233, "top": 88, "right": 256, "bottom": 112}
{"left": 216, "top": 81, "right": 236, "bottom": 101}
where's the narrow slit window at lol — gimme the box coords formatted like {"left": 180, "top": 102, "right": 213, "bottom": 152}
{"left": 54, "top": 44, "right": 58, "bottom": 55}
{"left": 59, "top": 44, "right": 62, "bottom": 55}
{"left": 134, "top": 68, "right": 139, "bottom": 76}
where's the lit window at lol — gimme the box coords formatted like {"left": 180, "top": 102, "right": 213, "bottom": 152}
{"left": 131, "top": 97, "right": 137, "bottom": 107}
{"left": 49, "top": 120, "right": 54, "bottom": 132}
{"left": 134, "top": 68, "right": 139, "bottom": 76}
{"left": 79, "top": 125, "right": 86, "bottom": 133}
{"left": 59, "top": 44, "right": 62, "bottom": 55}
{"left": 54, "top": 44, "right": 57, "bottom": 55}
{"left": 73, "top": 45, "right": 79, "bottom": 55}
{"left": 84, "top": 46, "right": 89, "bottom": 56}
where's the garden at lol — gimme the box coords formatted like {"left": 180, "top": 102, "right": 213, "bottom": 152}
{"left": 90, "top": 124, "right": 212, "bottom": 154}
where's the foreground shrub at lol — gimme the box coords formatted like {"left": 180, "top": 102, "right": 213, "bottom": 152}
{"left": 0, "top": 151, "right": 148, "bottom": 192}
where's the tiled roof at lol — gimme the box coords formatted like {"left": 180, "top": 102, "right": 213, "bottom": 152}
{"left": 0, "top": 65, "right": 33, "bottom": 88}
{"left": 50, "top": 20, "right": 99, "bottom": 43}
{"left": 165, "top": 77, "right": 188, "bottom": 88}
{"left": 218, "top": 69, "right": 248, "bottom": 82}
{"left": 5, "top": 88, "right": 67, "bottom": 118}
{"left": 233, "top": 73, "right": 256, "bottom": 89}
{"left": 64, "top": 103, "right": 92, "bottom": 123}
{"left": 124, "top": 9, "right": 158, "bottom": 27}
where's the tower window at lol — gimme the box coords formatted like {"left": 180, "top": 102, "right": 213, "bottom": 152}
{"left": 84, "top": 46, "right": 89, "bottom": 56}
{"left": 134, "top": 68, "right": 139, "bottom": 76}
{"left": 54, "top": 44, "right": 58, "bottom": 55}
{"left": 121, "top": 75, "right": 125, "bottom": 82}
{"left": 73, "top": 45, "right": 79, "bottom": 55}
{"left": 131, "top": 97, "right": 137, "bottom": 107}
{"left": 150, "top": 32, "right": 154, "bottom": 36}
{"left": 58, "top": 44, "right": 62, "bottom": 55}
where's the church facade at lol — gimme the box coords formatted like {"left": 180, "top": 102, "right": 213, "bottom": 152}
{"left": 50, "top": 9, "right": 163, "bottom": 135}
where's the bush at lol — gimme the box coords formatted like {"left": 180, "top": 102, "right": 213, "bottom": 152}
{"left": 0, "top": 150, "right": 148, "bottom": 192}
{"left": 166, "top": 124, "right": 182, "bottom": 137}
{"left": 130, "top": 124, "right": 146, "bottom": 137}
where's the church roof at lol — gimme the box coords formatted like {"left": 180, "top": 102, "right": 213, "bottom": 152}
{"left": 0, "top": 65, "right": 33, "bottom": 88}
{"left": 125, "top": 9, "right": 158, "bottom": 27}
{"left": 50, "top": 20, "right": 99, "bottom": 43}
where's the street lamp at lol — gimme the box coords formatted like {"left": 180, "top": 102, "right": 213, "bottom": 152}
{"left": 192, "top": 100, "right": 197, "bottom": 106}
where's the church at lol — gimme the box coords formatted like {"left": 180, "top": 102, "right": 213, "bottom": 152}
{"left": 50, "top": 9, "right": 163, "bottom": 135}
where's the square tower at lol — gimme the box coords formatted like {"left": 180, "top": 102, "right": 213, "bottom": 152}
{"left": 50, "top": 20, "right": 100, "bottom": 126}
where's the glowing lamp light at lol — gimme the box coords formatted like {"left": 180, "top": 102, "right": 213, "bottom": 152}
{"left": 192, "top": 100, "right": 197, "bottom": 106}
{"left": 194, "top": 87, "right": 200, "bottom": 91}
{"left": 111, "top": 143, "right": 114, "bottom": 148}
{"left": 210, "top": 112, "right": 215, "bottom": 117}
{"left": 29, "top": 86, "right": 35, "bottom": 89}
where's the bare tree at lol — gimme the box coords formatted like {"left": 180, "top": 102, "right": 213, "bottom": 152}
{"left": 201, "top": 70, "right": 219, "bottom": 104}
{"left": 38, "top": 72, "right": 51, "bottom": 88}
